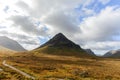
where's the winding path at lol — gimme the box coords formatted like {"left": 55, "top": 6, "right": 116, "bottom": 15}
{"left": 3, "top": 60, "right": 35, "bottom": 79}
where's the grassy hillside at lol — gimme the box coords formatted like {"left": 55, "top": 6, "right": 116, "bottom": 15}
{"left": 0, "top": 46, "right": 16, "bottom": 57}
{"left": 33, "top": 46, "right": 93, "bottom": 58}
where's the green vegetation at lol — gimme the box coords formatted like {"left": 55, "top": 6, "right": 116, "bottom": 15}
{"left": 33, "top": 46, "right": 91, "bottom": 57}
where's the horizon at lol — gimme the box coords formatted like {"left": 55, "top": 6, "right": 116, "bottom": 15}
{"left": 0, "top": 0, "right": 120, "bottom": 55}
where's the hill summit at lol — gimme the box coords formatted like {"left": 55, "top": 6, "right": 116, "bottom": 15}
{"left": 40, "top": 33, "right": 81, "bottom": 49}
{"left": 34, "top": 33, "right": 92, "bottom": 57}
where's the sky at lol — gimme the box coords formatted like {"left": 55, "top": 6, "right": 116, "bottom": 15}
{"left": 0, "top": 0, "right": 120, "bottom": 55}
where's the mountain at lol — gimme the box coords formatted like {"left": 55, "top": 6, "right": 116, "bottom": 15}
{"left": 0, "top": 36, "right": 26, "bottom": 51}
{"left": 103, "top": 49, "right": 120, "bottom": 57}
{"left": 40, "top": 33, "right": 81, "bottom": 49}
{"left": 84, "top": 49, "right": 96, "bottom": 56}
{"left": 34, "top": 33, "right": 93, "bottom": 57}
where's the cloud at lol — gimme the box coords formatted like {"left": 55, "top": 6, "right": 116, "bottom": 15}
{"left": 82, "top": 41, "right": 120, "bottom": 50}
{"left": 82, "top": 41, "right": 120, "bottom": 55}
{"left": 75, "top": 6, "right": 120, "bottom": 42}
{"left": 99, "top": 0, "right": 111, "bottom": 5}
{"left": 42, "top": 10, "right": 81, "bottom": 37}
{"left": 15, "top": 0, "right": 94, "bottom": 37}
{"left": 9, "top": 15, "right": 48, "bottom": 36}
{"left": 16, "top": 0, "right": 93, "bottom": 18}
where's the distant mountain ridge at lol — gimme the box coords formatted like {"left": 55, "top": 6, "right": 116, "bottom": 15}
{"left": 0, "top": 36, "right": 26, "bottom": 51}
{"left": 103, "top": 49, "right": 120, "bottom": 57}
{"left": 84, "top": 49, "right": 96, "bottom": 56}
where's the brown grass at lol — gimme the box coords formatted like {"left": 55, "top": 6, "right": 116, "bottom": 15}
{"left": 2, "top": 52, "right": 120, "bottom": 80}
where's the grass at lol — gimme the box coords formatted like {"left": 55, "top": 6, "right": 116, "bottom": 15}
{"left": 0, "top": 57, "right": 34, "bottom": 80}
{"left": 0, "top": 46, "right": 16, "bottom": 57}
{"left": 3, "top": 52, "right": 120, "bottom": 80}
{"left": 32, "top": 46, "right": 93, "bottom": 58}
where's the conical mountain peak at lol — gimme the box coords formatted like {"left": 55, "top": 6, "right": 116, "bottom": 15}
{"left": 55, "top": 33, "right": 65, "bottom": 36}
{"left": 40, "top": 33, "right": 81, "bottom": 49}
{"left": 54, "top": 33, "right": 66, "bottom": 38}
{"left": 50, "top": 33, "right": 69, "bottom": 42}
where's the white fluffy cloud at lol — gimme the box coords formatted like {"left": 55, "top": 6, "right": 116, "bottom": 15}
{"left": 76, "top": 6, "right": 120, "bottom": 42}
{"left": 42, "top": 10, "right": 81, "bottom": 37}
{"left": 16, "top": 0, "right": 85, "bottom": 18}
{"left": 9, "top": 15, "right": 48, "bottom": 36}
